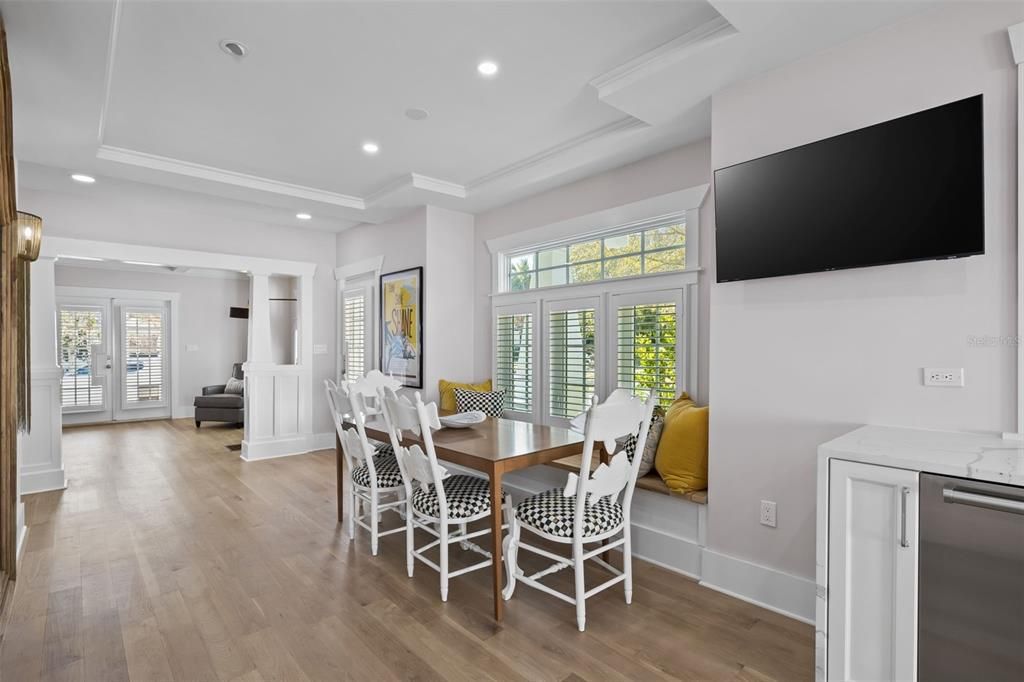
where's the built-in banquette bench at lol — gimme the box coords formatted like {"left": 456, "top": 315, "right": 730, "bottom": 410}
{"left": 548, "top": 454, "right": 708, "bottom": 505}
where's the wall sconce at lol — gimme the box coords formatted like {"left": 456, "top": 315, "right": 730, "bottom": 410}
{"left": 16, "top": 211, "right": 42, "bottom": 261}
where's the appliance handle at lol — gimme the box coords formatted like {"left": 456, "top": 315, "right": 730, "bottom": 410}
{"left": 900, "top": 486, "right": 910, "bottom": 548}
{"left": 943, "top": 487, "right": 1024, "bottom": 516}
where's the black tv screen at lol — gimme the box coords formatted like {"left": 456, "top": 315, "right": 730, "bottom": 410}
{"left": 714, "top": 95, "right": 984, "bottom": 283}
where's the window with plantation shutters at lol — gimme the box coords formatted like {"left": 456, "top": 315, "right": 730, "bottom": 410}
{"left": 617, "top": 300, "right": 678, "bottom": 407}
{"left": 495, "top": 311, "right": 533, "bottom": 413}
{"left": 548, "top": 306, "right": 596, "bottom": 419}
{"left": 343, "top": 288, "right": 367, "bottom": 379}
{"left": 59, "top": 306, "right": 105, "bottom": 408}
{"left": 122, "top": 309, "right": 165, "bottom": 404}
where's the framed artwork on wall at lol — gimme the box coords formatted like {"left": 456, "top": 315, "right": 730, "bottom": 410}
{"left": 380, "top": 266, "right": 423, "bottom": 388}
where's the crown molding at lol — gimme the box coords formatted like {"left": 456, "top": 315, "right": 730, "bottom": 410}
{"left": 1010, "top": 21, "right": 1024, "bottom": 65}
{"left": 96, "top": 0, "right": 124, "bottom": 143}
{"left": 96, "top": 145, "right": 366, "bottom": 209}
{"left": 590, "top": 15, "right": 737, "bottom": 100}
{"left": 467, "top": 116, "right": 648, "bottom": 191}
{"left": 409, "top": 173, "right": 466, "bottom": 198}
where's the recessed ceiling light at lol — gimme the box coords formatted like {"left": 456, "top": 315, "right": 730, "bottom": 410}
{"left": 220, "top": 40, "right": 248, "bottom": 58}
{"left": 70, "top": 174, "right": 95, "bottom": 184}
{"left": 296, "top": 213, "right": 312, "bottom": 220}
{"left": 405, "top": 107, "right": 429, "bottom": 121}
{"left": 477, "top": 60, "right": 499, "bottom": 77}
{"left": 362, "top": 141, "right": 379, "bottom": 155}
{"left": 123, "top": 261, "right": 165, "bottom": 267}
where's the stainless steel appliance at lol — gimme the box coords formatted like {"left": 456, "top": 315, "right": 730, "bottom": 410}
{"left": 919, "top": 473, "right": 1024, "bottom": 681}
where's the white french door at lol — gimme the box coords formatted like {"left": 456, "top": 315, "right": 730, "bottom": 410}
{"left": 58, "top": 296, "right": 171, "bottom": 424}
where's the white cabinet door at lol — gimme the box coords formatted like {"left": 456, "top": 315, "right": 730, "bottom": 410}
{"left": 828, "top": 459, "right": 918, "bottom": 682}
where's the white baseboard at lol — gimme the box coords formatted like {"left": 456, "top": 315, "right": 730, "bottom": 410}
{"left": 700, "top": 549, "right": 815, "bottom": 624}
{"left": 241, "top": 432, "right": 335, "bottom": 461}
{"left": 21, "top": 466, "right": 68, "bottom": 495}
{"left": 17, "top": 522, "right": 28, "bottom": 560}
{"left": 462, "top": 464, "right": 813, "bottom": 626}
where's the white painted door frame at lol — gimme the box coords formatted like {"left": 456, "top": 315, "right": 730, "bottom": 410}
{"left": 38, "top": 237, "right": 319, "bottom": 463}
{"left": 57, "top": 287, "right": 180, "bottom": 424}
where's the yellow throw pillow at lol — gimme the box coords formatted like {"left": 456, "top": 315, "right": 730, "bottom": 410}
{"left": 438, "top": 379, "right": 492, "bottom": 412}
{"left": 654, "top": 393, "right": 708, "bottom": 493}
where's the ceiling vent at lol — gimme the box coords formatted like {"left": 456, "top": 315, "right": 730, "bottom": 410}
{"left": 405, "top": 107, "right": 430, "bottom": 121}
{"left": 219, "top": 40, "right": 248, "bottom": 58}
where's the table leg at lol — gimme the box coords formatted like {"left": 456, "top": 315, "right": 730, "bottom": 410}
{"left": 342, "top": 432, "right": 350, "bottom": 522}
{"left": 490, "top": 465, "right": 505, "bottom": 621}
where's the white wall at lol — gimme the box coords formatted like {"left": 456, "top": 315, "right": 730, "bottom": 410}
{"left": 336, "top": 207, "right": 426, "bottom": 275}
{"left": 424, "top": 206, "right": 477, "bottom": 398}
{"left": 54, "top": 265, "right": 249, "bottom": 417}
{"left": 473, "top": 139, "right": 713, "bottom": 405}
{"left": 19, "top": 182, "right": 338, "bottom": 433}
{"left": 707, "top": 2, "right": 1024, "bottom": 580}
{"left": 335, "top": 206, "right": 477, "bottom": 402}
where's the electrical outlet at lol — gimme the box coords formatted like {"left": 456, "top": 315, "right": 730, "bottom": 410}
{"left": 313, "top": 344, "right": 328, "bottom": 355}
{"left": 760, "top": 500, "right": 777, "bottom": 528}
{"left": 185, "top": 344, "right": 199, "bottom": 352}
{"left": 923, "top": 367, "right": 964, "bottom": 387}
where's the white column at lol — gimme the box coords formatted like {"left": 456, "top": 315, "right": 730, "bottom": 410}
{"left": 21, "top": 256, "right": 66, "bottom": 493}
{"left": 247, "top": 272, "right": 272, "bottom": 363}
{"left": 241, "top": 271, "right": 317, "bottom": 461}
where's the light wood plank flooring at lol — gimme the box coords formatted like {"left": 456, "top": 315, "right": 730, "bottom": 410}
{"left": 1, "top": 419, "right": 812, "bottom": 681}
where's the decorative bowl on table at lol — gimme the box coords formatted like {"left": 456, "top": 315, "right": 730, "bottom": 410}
{"left": 439, "top": 411, "right": 486, "bottom": 429}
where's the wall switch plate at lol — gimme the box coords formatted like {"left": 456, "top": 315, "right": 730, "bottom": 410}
{"left": 760, "top": 500, "right": 777, "bottom": 528}
{"left": 185, "top": 344, "right": 199, "bottom": 352}
{"left": 313, "top": 344, "right": 328, "bottom": 355}
{"left": 923, "top": 367, "right": 964, "bottom": 387}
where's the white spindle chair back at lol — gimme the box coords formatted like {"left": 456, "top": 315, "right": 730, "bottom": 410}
{"left": 378, "top": 388, "right": 448, "bottom": 502}
{"left": 349, "top": 369, "right": 403, "bottom": 415}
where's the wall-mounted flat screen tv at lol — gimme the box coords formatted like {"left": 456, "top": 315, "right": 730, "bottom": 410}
{"left": 714, "top": 95, "right": 984, "bottom": 283}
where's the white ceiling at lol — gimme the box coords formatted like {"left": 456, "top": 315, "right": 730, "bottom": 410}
{"left": 3, "top": 0, "right": 933, "bottom": 232}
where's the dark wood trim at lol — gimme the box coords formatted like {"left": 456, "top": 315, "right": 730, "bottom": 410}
{"left": 0, "top": 14, "right": 19, "bottom": 636}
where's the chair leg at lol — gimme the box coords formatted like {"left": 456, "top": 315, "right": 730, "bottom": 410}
{"left": 502, "top": 513, "right": 519, "bottom": 601}
{"left": 574, "top": 541, "right": 586, "bottom": 632}
{"left": 347, "top": 489, "right": 356, "bottom": 542}
{"left": 623, "top": 524, "right": 633, "bottom": 605}
{"left": 439, "top": 523, "right": 449, "bottom": 602}
{"left": 370, "top": 491, "right": 380, "bottom": 556}
{"left": 405, "top": 501, "right": 415, "bottom": 578}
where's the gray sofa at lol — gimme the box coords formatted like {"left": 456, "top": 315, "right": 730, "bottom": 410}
{"left": 194, "top": 363, "right": 244, "bottom": 427}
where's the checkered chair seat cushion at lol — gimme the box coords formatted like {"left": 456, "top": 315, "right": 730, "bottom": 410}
{"left": 411, "top": 475, "right": 507, "bottom": 520}
{"left": 351, "top": 450, "right": 403, "bottom": 489}
{"left": 515, "top": 488, "right": 624, "bottom": 538}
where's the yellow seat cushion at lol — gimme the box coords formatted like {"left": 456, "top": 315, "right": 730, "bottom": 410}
{"left": 654, "top": 392, "right": 709, "bottom": 493}
{"left": 438, "top": 379, "right": 492, "bottom": 412}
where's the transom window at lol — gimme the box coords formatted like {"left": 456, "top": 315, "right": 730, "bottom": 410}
{"left": 505, "top": 216, "right": 686, "bottom": 292}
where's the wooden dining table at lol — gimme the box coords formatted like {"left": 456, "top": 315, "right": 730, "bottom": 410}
{"left": 336, "top": 413, "right": 603, "bottom": 621}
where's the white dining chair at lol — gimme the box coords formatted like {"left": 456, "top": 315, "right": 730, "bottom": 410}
{"left": 502, "top": 389, "right": 656, "bottom": 631}
{"left": 347, "top": 369, "right": 402, "bottom": 417}
{"left": 377, "top": 388, "right": 512, "bottom": 602}
{"left": 325, "top": 379, "right": 406, "bottom": 555}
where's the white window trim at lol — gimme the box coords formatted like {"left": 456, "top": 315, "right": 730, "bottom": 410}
{"left": 486, "top": 185, "right": 709, "bottom": 296}
{"left": 488, "top": 190, "right": 707, "bottom": 423}
{"left": 335, "top": 256, "right": 384, "bottom": 383}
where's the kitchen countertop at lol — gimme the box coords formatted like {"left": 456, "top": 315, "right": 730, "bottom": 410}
{"left": 819, "top": 424, "right": 1024, "bottom": 487}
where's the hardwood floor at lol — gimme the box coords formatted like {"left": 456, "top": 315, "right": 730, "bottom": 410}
{"left": 0, "top": 419, "right": 813, "bottom": 681}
